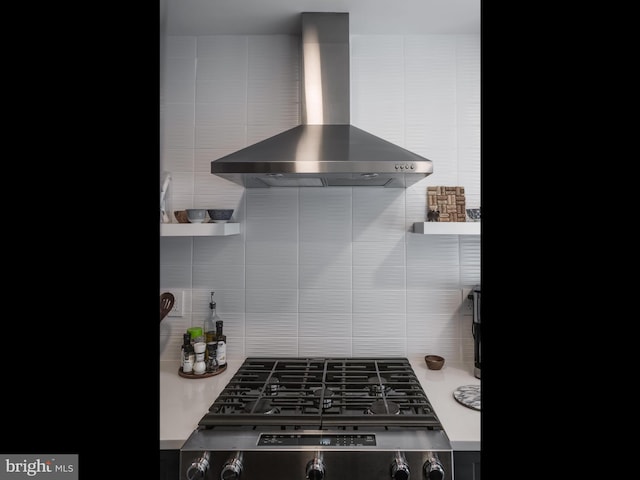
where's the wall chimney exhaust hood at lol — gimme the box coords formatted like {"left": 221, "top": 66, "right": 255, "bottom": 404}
{"left": 211, "top": 12, "right": 433, "bottom": 188}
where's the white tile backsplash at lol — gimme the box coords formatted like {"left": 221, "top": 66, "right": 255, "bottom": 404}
{"left": 298, "top": 265, "right": 352, "bottom": 290}
{"left": 165, "top": 36, "right": 197, "bottom": 58}
{"left": 160, "top": 33, "right": 480, "bottom": 364}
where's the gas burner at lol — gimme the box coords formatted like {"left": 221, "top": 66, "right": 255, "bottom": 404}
{"left": 367, "top": 376, "right": 390, "bottom": 396}
{"left": 244, "top": 398, "right": 279, "bottom": 415}
{"left": 265, "top": 377, "right": 280, "bottom": 396}
{"left": 312, "top": 388, "right": 334, "bottom": 410}
{"left": 366, "top": 399, "right": 400, "bottom": 415}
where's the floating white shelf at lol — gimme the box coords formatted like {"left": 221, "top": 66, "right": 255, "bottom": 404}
{"left": 160, "top": 223, "right": 240, "bottom": 237}
{"left": 413, "top": 222, "right": 480, "bottom": 235}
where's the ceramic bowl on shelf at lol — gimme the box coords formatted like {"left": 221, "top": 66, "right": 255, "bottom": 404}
{"left": 186, "top": 209, "right": 207, "bottom": 223}
{"left": 424, "top": 355, "right": 445, "bottom": 370}
{"left": 174, "top": 210, "right": 189, "bottom": 223}
{"left": 207, "top": 209, "right": 234, "bottom": 223}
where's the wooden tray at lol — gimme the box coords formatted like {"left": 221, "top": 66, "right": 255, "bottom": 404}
{"left": 178, "top": 363, "right": 227, "bottom": 379}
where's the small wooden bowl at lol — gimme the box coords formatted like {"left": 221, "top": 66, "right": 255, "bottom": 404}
{"left": 425, "top": 355, "right": 445, "bottom": 370}
{"left": 174, "top": 210, "right": 190, "bottom": 223}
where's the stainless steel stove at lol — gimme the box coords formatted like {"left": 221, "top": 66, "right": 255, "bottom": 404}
{"left": 180, "top": 357, "right": 453, "bottom": 480}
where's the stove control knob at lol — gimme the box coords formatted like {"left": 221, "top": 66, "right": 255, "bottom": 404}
{"left": 221, "top": 452, "right": 243, "bottom": 480}
{"left": 305, "top": 455, "right": 325, "bottom": 480}
{"left": 391, "top": 452, "right": 410, "bottom": 480}
{"left": 424, "top": 454, "right": 445, "bottom": 480}
{"left": 186, "top": 451, "right": 210, "bottom": 480}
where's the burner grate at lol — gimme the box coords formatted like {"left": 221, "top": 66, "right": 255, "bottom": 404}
{"left": 199, "top": 357, "right": 442, "bottom": 429}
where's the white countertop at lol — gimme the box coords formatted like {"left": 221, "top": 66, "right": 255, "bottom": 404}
{"left": 160, "top": 355, "right": 480, "bottom": 451}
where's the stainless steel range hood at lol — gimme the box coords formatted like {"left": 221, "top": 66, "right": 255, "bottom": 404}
{"left": 211, "top": 12, "right": 433, "bottom": 188}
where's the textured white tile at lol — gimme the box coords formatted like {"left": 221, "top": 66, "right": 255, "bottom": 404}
{"left": 195, "top": 125, "right": 247, "bottom": 150}
{"left": 248, "top": 37, "right": 299, "bottom": 104}
{"left": 407, "top": 265, "right": 461, "bottom": 289}
{"left": 460, "top": 265, "right": 481, "bottom": 286}
{"left": 226, "top": 336, "right": 246, "bottom": 360}
{"left": 456, "top": 36, "right": 480, "bottom": 102}
{"left": 247, "top": 102, "right": 300, "bottom": 127}
{"left": 299, "top": 242, "right": 352, "bottom": 266}
{"left": 165, "top": 103, "right": 192, "bottom": 126}
{"left": 162, "top": 125, "right": 195, "bottom": 149}
{"left": 352, "top": 242, "right": 405, "bottom": 267}
{"left": 166, "top": 36, "right": 197, "bottom": 58}
{"left": 299, "top": 290, "right": 352, "bottom": 313}
{"left": 160, "top": 265, "right": 192, "bottom": 288}
{"left": 246, "top": 289, "right": 298, "bottom": 313}
{"left": 163, "top": 81, "right": 196, "bottom": 104}
{"left": 405, "top": 98, "right": 457, "bottom": 128}
{"left": 405, "top": 124, "right": 457, "bottom": 186}
{"left": 247, "top": 68, "right": 299, "bottom": 102}
{"left": 353, "top": 265, "right": 405, "bottom": 290}
{"left": 194, "top": 172, "right": 246, "bottom": 198}
{"left": 191, "top": 290, "right": 245, "bottom": 317}
{"left": 350, "top": 35, "right": 404, "bottom": 58}
{"left": 457, "top": 124, "right": 480, "bottom": 205}
{"left": 404, "top": 35, "right": 457, "bottom": 58}
{"left": 196, "top": 80, "right": 247, "bottom": 104}
{"left": 197, "top": 35, "right": 248, "bottom": 58}
{"left": 245, "top": 312, "right": 297, "bottom": 337}
{"left": 246, "top": 241, "right": 298, "bottom": 265}
{"left": 246, "top": 265, "right": 298, "bottom": 289}
{"left": 300, "top": 188, "right": 352, "bottom": 242}
{"left": 407, "top": 336, "right": 461, "bottom": 361}
{"left": 160, "top": 333, "right": 185, "bottom": 362}
{"left": 245, "top": 337, "right": 298, "bottom": 357}
{"left": 353, "top": 290, "right": 405, "bottom": 314}
{"left": 351, "top": 56, "right": 404, "bottom": 102}
{"left": 407, "top": 314, "right": 460, "bottom": 339}
{"left": 196, "top": 102, "right": 247, "bottom": 126}
{"left": 407, "top": 289, "right": 461, "bottom": 315}
{"left": 299, "top": 338, "right": 352, "bottom": 357}
{"left": 405, "top": 193, "right": 430, "bottom": 226}
{"left": 299, "top": 265, "right": 351, "bottom": 290}
{"left": 246, "top": 217, "right": 297, "bottom": 243}
{"left": 192, "top": 264, "right": 245, "bottom": 289}
{"left": 460, "top": 236, "right": 481, "bottom": 265}
{"left": 246, "top": 189, "right": 299, "bottom": 219}
{"left": 161, "top": 148, "right": 194, "bottom": 173}
{"left": 193, "top": 236, "right": 244, "bottom": 265}
{"left": 167, "top": 194, "right": 195, "bottom": 214}
{"left": 299, "top": 313, "right": 352, "bottom": 337}
{"left": 353, "top": 313, "right": 406, "bottom": 337}
{"left": 352, "top": 338, "right": 406, "bottom": 357}
{"left": 163, "top": 57, "right": 196, "bottom": 85}
{"left": 248, "top": 35, "right": 299, "bottom": 59}
{"left": 353, "top": 189, "right": 406, "bottom": 242}
{"left": 167, "top": 171, "right": 194, "bottom": 198}
{"left": 405, "top": 56, "right": 456, "bottom": 102}
{"left": 160, "top": 237, "right": 193, "bottom": 265}
{"left": 406, "top": 235, "right": 460, "bottom": 265}
{"left": 196, "top": 54, "right": 248, "bottom": 85}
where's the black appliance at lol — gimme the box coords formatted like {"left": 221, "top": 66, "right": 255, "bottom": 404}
{"left": 469, "top": 285, "right": 481, "bottom": 379}
{"left": 180, "top": 357, "right": 452, "bottom": 480}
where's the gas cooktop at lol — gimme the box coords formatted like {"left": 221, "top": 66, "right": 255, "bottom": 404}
{"left": 181, "top": 357, "right": 452, "bottom": 480}
{"left": 197, "top": 357, "right": 443, "bottom": 430}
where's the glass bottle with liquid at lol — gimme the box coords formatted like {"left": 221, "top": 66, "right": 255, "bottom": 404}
{"left": 215, "top": 320, "right": 227, "bottom": 367}
{"left": 204, "top": 292, "right": 221, "bottom": 370}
